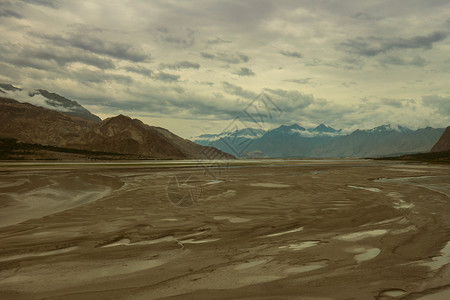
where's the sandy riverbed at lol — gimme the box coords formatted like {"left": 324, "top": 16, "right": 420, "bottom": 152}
{"left": 0, "top": 160, "right": 449, "bottom": 299}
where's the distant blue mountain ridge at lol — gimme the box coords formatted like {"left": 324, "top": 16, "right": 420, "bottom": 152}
{"left": 192, "top": 123, "right": 444, "bottom": 158}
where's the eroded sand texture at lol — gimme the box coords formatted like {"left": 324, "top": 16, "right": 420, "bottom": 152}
{"left": 0, "top": 160, "right": 449, "bottom": 299}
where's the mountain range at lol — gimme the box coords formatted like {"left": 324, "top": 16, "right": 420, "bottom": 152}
{"left": 193, "top": 124, "right": 445, "bottom": 158}
{"left": 1, "top": 82, "right": 447, "bottom": 160}
{"left": 0, "top": 85, "right": 233, "bottom": 160}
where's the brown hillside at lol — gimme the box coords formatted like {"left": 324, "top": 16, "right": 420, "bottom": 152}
{"left": 0, "top": 97, "right": 234, "bottom": 159}
{"left": 430, "top": 126, "right": 450, "bottom": 152}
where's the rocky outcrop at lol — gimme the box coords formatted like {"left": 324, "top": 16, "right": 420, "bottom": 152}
{"left": 430, "top": 126, "right": 450, "bottom": 152}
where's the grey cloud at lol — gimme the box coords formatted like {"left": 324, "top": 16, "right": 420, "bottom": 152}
{"left": 422, "top": 95, "right": 450, "bottom": 114}
{"left": 29, "top": 47, "right": 116, "bottom": 69}
{"left": 222, "top": 81, "right": 257, "bottom": 99}
{"left": 207, "top": 37, "right": 232, "bottom": 44}
{"left": 66, "top": 23, "right": 104, "bottom": 33}
{"left": 37, "top": 30, "right": 150, "bottom": 62}
{"left": 218, "top": 52, "right": 249, "bottom": 64}
{"left": 201, "top": 52, "right": 215, "bottom": 59}
{"left": 124, "top": 66, "right": 153, "bottom": 77}
{"left": 238, "top": 54, "right": 250, "bottom": 62}
{"left": 22, "top": 0, "right": 60, "bottom": 8}
{"left": 153, "top": 71, "right": 180, "bottom": 82}
{"left": 339, "top": 56, "right": 365, "bottom": 69}
{"left": 203, "top": 1, "right": 276, "bottom": 30}
{"left": 123, "top": 66, "right": 180, "bottom": 82}
{"left": 0, "top": 53, "right": 53, "bottom": 70}
{"left": 73, "top": 69, "right": 133, "bottom": 85}
{"left": 359, "top": 97, "right": 417, "bottom": 112}
{"left": 67, "top": 35, "right": 149, "bottom": 62}
{"left": 201, "top": 51, "right": 250, "bottom": 64}
{"left": 156, "top": 26, "right": 195, "bottom": 47}
{"left": 352, "top": 12, "right": 381, "bottom": 21}
{"left": 342, "top": 82, "right": 357, "bottom": 88}
{"left": 0, "top": 43, "right": 115, "bottom": 70}
{"left": 380, "top": 98, "right": 406, "bottom": 108}
{"left": 284, "top": 78, "right": 312, "bottom": 84}
{"left": 124, "top": 89, "right": 242, "bottom": 120}
{"left": 378, "top": 55, "right": 427, "bottom": 67}
{"left": 341, "top": 31, "right": 448, "bottom": 57}
{"left": 280, "top": 51, "right": 302, "bottom": 58}
{"left": 263, "top": 88, "right": 314, "bottom": 111}
{"left": 234, "top": 67, "right": 255, "bottom": 76}
{"left": 160, "top": 61, "right": 200, "bottom": 70}
{"left": 0, "top": 9, "right": 22, "bottom": 19}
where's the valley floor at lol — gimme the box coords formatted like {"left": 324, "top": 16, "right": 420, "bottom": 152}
{"left": 0, "top": 160, "right": 449, "bottom": 299}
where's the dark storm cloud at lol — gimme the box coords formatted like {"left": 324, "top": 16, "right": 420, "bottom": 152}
{"left": 0, "top": 9, "right": 22, "bottom": 19}
{"left": 0, "top": 43, "right": 115, "bottom": 70}
{"left": 234, "top": 67, "right": 255, "bottom": 76}
{"left": 160, "top": 61, "right": 200, "bottom": 70}
{"left": 280, "top": 51, "right": 302, "bottom": 58}
{"left": 222, "top": 81, "right": 257, "bottom": 99}
{"left": 341, "top": 31, "right": 448, "bottom": 57}
{"left": 422, "top": 95, "right": 450, "bottom": 114}
{"left": 123, "top": 66, "right": 153, "bottom": 77}
{"left": 153, "top": 71, "right": 180, "bottom": 82}
{"left": 201, "top": 51, "right": 250, "bottom": 64}
{"left": 38, "top": 31, "right": 150, "bottom": 62}
{"left": 378, "top": 55, "right": 426, "bottom": 67}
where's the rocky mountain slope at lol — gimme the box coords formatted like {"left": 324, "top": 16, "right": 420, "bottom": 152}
{"left": 0, "top": 97, "right": 233, "bottom": 159}
{"left": 0, "top": 83, "right": 101, "bottom": 122}
{"left": 31, "top": 89, "right": 101, "bottom": 122}
{"left": 430, "top": 126, "right": 450, "bottom": 152}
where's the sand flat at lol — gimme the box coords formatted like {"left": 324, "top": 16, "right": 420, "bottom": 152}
{"left": 0, "top": 160, "right": 449, "bottom": 299}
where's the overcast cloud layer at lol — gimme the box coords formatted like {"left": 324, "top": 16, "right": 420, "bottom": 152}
{"left": 0, "top": 0, "right": 449, "bottom": 137}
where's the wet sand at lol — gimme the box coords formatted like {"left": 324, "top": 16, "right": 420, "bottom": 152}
{"left": 0, "top": 160, "right": 449, "bottom": 299}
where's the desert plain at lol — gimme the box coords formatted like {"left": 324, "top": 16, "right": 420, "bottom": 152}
{"left": 0, "top": 159, "right": 449, "bottom": 299}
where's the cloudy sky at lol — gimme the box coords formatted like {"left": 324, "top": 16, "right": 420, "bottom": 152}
{"left": 1, "top": 0, "right": 449, "bottom": 138}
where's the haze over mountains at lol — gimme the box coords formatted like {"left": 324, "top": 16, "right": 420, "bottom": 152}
{"left": 194, "top": 124, "right": 445, "bottom": 158}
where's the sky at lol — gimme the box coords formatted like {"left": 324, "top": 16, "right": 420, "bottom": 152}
{"left": 0, "top": 0, "right": 449, "bottom": 138}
